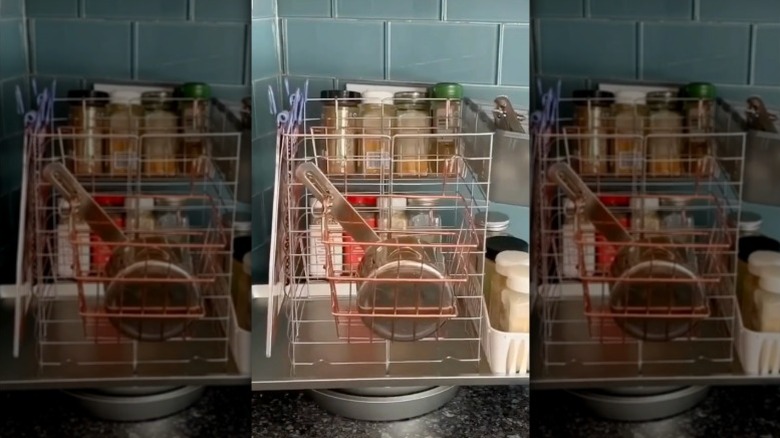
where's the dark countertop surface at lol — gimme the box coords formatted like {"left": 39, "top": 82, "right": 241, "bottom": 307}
{"left": 252, "top": 386, "right": 530, "bottom": 438}
{"left": 532, "top": 386, "right": 780, "bottom": 437}
{"left": 0, "top": 385, "right": 250, "bottom": 438}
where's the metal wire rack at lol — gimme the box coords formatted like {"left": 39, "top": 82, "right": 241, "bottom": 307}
{"left": 25, "top": 96, "right": 241, "bottom": 374}
{"left": 534, "top": 95, "right": 746, "bottom": 378}
{"left": 267, "top": 95, "right": 495, "bottom": 376}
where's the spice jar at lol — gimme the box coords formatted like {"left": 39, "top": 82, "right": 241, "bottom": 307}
{"left": 125, "top": 197, "right": 156, "bottom": 240}
{"left": 631, "top": 197, "right": 661, "bottom": 238}
{"left": 377, "top": 196, "right": 408, "bottom": 240}
{"left": 394, "top": 91, "right": 430, "bottom": 176}
{"left": 682, "top": 82, "right": 716, "bottom": 173}
{"left": 408, "top": 197, "right": 442, "bottom": 244}
{"left": 754, "top": 266, "right": 780, "bottom": 332}
{"left": 430, "top": 83, "right": 463, "bottom": 176}
{"left": 156, "top": 196, "right": 190, "bottom": 244}
{"left": 180, "top": 82, "right": 212, "bottom": 175}
{"left": 572, "top": 89, "right": 614, "bottom": 175}
{"left": 67, "top": 90, "right": 109, "bottom": 175}
{"left": 646, "top": 91, "right": 683, "bottom": 176}
{"left": 596, "top": 195, "right": 631, "bottom": 274}
{"left": 359, "top": 91, "right": 395, "bottom": 175}
{"left": 612, "top": 91, "right": 647, "bottom": 176}
{"left": 107, "top": 91, "right": 143, "bottom": 176}
{"left": 141, "top": 91, "right": 179, "bottom": 177}
{"left": 473, "top": 211, "right": 511, "bottom": 279}
{"left": 321, "top": 90, "right": 361, "bottom": 175}
{"left": 660, "top": 197, "right": 695, "bottom": 244}
{"left": 343, "top": 195, "right": 377, "bottom": 274}
{"left": 91, "top": 195, "right": 125, "bottom": 274}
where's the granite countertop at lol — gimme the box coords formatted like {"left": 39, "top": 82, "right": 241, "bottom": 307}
{"left": 252, "top": 386, "right": 529, "bottom": 438}
{"left": 0, "top": 386, "right": 249, "bottom": 438}
{"left": 532, "top": 386, "right": 780, "bottom": 437}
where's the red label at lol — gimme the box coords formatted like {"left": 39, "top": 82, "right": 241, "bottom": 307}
{"left": 343, "top": 217, "right": 376, "bottom": 274}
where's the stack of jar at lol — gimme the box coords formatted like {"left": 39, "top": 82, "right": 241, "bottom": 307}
{"left": 572, "top": 82, "right": 716, "bottom": 177}
{"left": 318, "top": 82, "right": 464, "bottom": 177}
{"left": 66, "top": 82, "right": 212, "bottom": 178}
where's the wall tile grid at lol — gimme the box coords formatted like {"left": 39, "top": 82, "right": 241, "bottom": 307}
{"left": 533, "top": 0, "right": 780, "bottom": 106}
{"left": 249, "top": 0, "right": 530, "bottom": 282}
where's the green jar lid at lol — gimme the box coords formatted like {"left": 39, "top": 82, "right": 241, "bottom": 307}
{"left": 180, "top": 82, "right": 212, "bottom": 99}
{"left": 683, "top": 82, "right": 716, "bottom": 99}
{"left": 432, "top": 82, "right": 463, "bottom": 99}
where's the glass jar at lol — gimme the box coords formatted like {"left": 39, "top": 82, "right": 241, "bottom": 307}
{"left": 612, "top": 91, "right": 647, "bottom": 176}
{"left": 754, "top": 265, "right": 780, "bottom": 332}
{"left": 394, "top": 91, "right": 430, "bottom": 176}
{"left": 475, "top": 211, "right": 511, "bottom": 247}
{"left": 430, "top": 83, "right": 463, "bottom": 176}
{"left": 142, "top": 91, "right": 179, "bottom": 177}
{"left": 682, "top": 82, "right": 716, "bottom": 173}
{"left": 500, "top": 272, "right": 530, "bottom": 333}
{"left": 596, "top": 195, "right": 631, "bottom": 274}
{"left": 377, "top": 196, "right": 408, "bottom": 240}
{"left": 359, "top": 91, "right": 395, "bottom": 175}
{"left": 660, "top": 197, "right": 695, "bottom": 244}
{"left": 562, "top": 198, "right": 596, "bottom": 278}
{"left": 745, "top": 250, "right": 780, "bottom": 330}
{"left": 156, "top": 197, "right": 189, "bottom": 244}
{"left": 490, "top": 250, "right": 530, "bottom": 329}
{"left": 646, "top": 91, "right": 684, "bottom": 176}
{"left": 321, "top": 90, "right": 361, "bottom": 175}
{"left": 180, "top": 82, "right": 212, "bottom": 175}
{"left": 572, "top": 89, "right": 614, "bottom": 175}
{"left": 68, "top": 90, "right": 109, "bottom": 176}
{"left": 125, "top": 197, "right": 156, "bottom": 240}
{"left": 343, "top": 195, "right": 377, "bottom": 274}
{"left": 631, "top": 197, "right": 661, "bottom": 238}
{"left": 407, "top": 197, "right": 441, "bottom": 244}
{"left": 107, "top": 90, "right": 143, "bottom": 176}
{"left": 91, "top": 196, "right": 125, "bottom": 274}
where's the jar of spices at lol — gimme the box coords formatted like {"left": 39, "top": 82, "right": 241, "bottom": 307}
{"left": 682, "top": 82, "right": 716, "bottom": 174}
{"left": 359, "top": 91, "right": 395, "bottom": 175}
{"left": 67, "top": 90, "right": 109, "bottom": 175}
{"left": 754, "top": 266, "right": 780, "bottom": 332}
{"left": 631, "top": 197, "right": 661, "bottom": 238}
{"left": 473, "top": 211, "right": 511, "bottom": 280}
{"left": 394, "top": 91, "right": 430, "bottom": 176}
{"left": 141, "top": 91, "right": 179, "bottom": 177}
{"left": 321, "top": 90, "right": 361, "bottom": 175}
{"left": 343, "top": 195, "right": 377, "bottom": 274}
{"left": 377, "top": 196, "right": 408, "bottom": 240}
{"left": 595, "top": 195, "right": 631, "bottom": 274}
{"left": 572, "top": 89, "right": 614, "bottom": 175}
{"left": 408, "top": 197, "right": 442, "bottom": 244}
{"left": 156, "top": 197, "right": 189, "bottom": 244}
{"left": 180, "top": 82, "right": 212, "bottom": 175}
{"left": 91, "top": 195, "right": 125, "bottom": 274}
{"left": 430, "top": 83, "right": 463, "bottom": 176}
{"left": 612, "top": 91, "right": 647, "bottom": 176}
{"left": 107, "top": 91, "right": 143, "bottom": 176}
{"left": 660, "top": 197, "right": 695, "bottom": 244}
{"left": 646, "top": 91, "right": 684, "bottom": 176}
{"left": 484, "top": 236, "right": 528, "bottom": 325}
{"left": 125, "top": 197, "right": 156, "bottom": 240}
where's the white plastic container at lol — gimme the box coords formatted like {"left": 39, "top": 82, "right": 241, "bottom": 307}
{"left": 489, "top": 251, "right": 529, "bottom": 326}
{"left": 56, "top": 199, "right": 90, "bottom": 278}
{"left": 308, "top": 199, "right": 343, "bottom": 278}
{"left": 561, "top": 198, "right": 595, "bottom": 278}
{"left": 736, "top": 294, "right": 780, "bottom": 376}
{"left": 754, "top": 266, "right": 780, "bottom": 332}
{"left": 481, "top": 298, "right": 529, "bottom": 376}
{"left": 500, "top": 272, "right": 530, "bottom": 333}
{"left": 744, "top": 251, "right": 780, "bottom": 329}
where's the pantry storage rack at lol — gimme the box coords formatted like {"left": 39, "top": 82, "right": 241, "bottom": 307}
{"left": 532, "top": 96, "right": 748, "bottom": 388}
{"left": 17, "top": 95, "right": 243, "bottom": 380}
{"left": 256, "top": 94, "right": 529, "bottom": 387}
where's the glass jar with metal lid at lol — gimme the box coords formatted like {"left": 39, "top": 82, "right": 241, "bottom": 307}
{"left": 155, "top": 196, "right": 190, "bottom": 245}
{"left": 408, "top": 197, "right": 441, "bottom": 244}
{"left": 141, "top": 91, "right": 179, "bottom": 177}
{"left": 612, "top": 90, "right": 647, "bottom": 176}
{"left": 107, "top": 90, "right": 143, "bottom": 176}
{"left": 359, "top": 91, "right": 395, "bottom": 175}
{"left": 179, "top": 82, "right": 212, "bottom": 175}
{"left": 321, "top": 90, "right": 361, "bottom": 175}
{"left": 646, "top": 90, "right": 684, "bottom": 176}
{"left": 572, "top": 89, "right": 614, "bottom": 175}
{"left": 681, "top": 82, "right": 716, "bottom": 173}
{"left": 430, "top": 83, "right": 463, "bottom": 176}
{"left": 394, "top": 91, "right": 430, "bottom": 176}
{"left": 67, "top": 90, "right": 110, "bottom": 176}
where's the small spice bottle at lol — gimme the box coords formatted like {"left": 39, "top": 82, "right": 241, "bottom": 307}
{"left": 394, "top": 91, "right": 430, "bottom": 176}
{"left": 572, "top": 89, "right": 614, "bottom": 175}
{"left": 67, "top": 90, "right": 109, "bottom": 175}
{"left": 107, "top": 91, "right": 143, "bottom": 176}
{"left": 681, "top": 82, "right": 717, "bottom": 173}
{"left": 141, "top": 91, "right": 179, "bottom": 177}
{"left": 359, "top": 91, "right": 395, "bottom": 175}
{"left": 321, "top": 90, "right": 361, "bottom": 175}
{"left": 179, "top": 82, "right": 212, "bottom": 175}
{"left": 646, "top": 91, "right": 683, "bottom": 177}
{"left": 430, "top": 83, "right": 463, "bottom": 176}
{"left": 612, "top": 91, "right": 647, "bottom": 176}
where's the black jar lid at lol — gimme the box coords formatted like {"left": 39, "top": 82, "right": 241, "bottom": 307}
{"left": 67, "top": 89, "right": 110, "bottom": 106}
{"left": 737, "top": 235, "right": 780, "bottom": 262}
{"left": 321, "top": 90, "right": 361, "bottom": 105}
{"left": 572, "top": 89, "right": 615, "bottom": 106}
{"left": 486, "top": 236, "right": 528, "bottom": 261}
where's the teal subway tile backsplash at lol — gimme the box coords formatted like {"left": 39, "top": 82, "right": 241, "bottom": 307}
{"left": 194, "top": 0, "right": 249, "bottom": 22}
{"left": 0, "top": 0, "right": 23, "bottom": 17}
{"left": 753, "top": 26, "right": 780, "bottom": 86}
{"left": 252, "top": 0, "right": 275, "bottom": 18}
{"left": 1, "top": 77, "right": 28, "bottom": 134}
{"left": 82, "top": 0, "right": 188, "bottom": 20}
{"left": 447, "top": 0, "right": 529, "bottom": 23}
{"left": 137, "top": 22, "right": 247, "bottom": 84}
{"left": 0, "top": 19, "right": 27, "bottom": 78}
{"left": 589, "top": 0, "right": 693, "bottom": 20}
{"left": 284, "top": 19, "right": 385, "bottom": 80}
{"left": 251, "top": 76, "right": 280, "bottom": 133}
{"left": 531, "top": 0, "right": 583, "bottom": 18}
{"left": 699, "top": 0, "right": 780, "bottom": 22}
{"left": 251, "top": 18, "right": 279, "bottom": 80}
{"left": 24, "top": 0, "right": 78, "bottom": 17}
{"left": 501, "top": 24, "right": 530, "bottom": 86}
{"left": 277, "top": 0, "right": 331, "bottom": 18}
{"left": 337, "top": 0, "right": 440, "bottom": 20}
{"left": 388, "top": 22, "right": 500, "bottom": 85}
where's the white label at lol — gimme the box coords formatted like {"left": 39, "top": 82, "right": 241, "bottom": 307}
{"left": 562, "top": 223, "right": 596, "bottom": 278}
{"left": 57, "top": 225, "right": 90, "bottom": 278}
{"left": 365, "top": 151, "right": 388, "bottom": 171}
{"left": 309, "top": 223, "right": 343, "bottom": 278}
{"left": 617, "top": 151, "right": 641, "bottom": 172}
{"left": 113, "top": 151, "right": 137, "bottom": 170}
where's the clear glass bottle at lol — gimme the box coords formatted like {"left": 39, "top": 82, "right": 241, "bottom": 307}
{"left": 125, "top": 197, "right": 156, "bottom": 239}
{"left": 68, "top": 89, "right": 109, "bottom": 176}
{"left": 359, "top": 91, "right": 395, "bottom": 175}
{"left": 156, "top": 197, "right": 189, "bottom": 244}
{"left": 612, "top": 91, "right": 647, "bottom": 176}
{"left": 755, "top": 265, "right": 780, "bottom": 332}
{"left": 682, "top": 82, "right": 716, "bottom": 173}
{"left": 407, "top": 197, "right": 441, "bottom": 244}
{"left": 473, "top": 211, "right": 511, "bottom": 281}
{"left": 631, "top": 197, "right": 661, "bottom": 238}
{"left": 394, "top": 91, "right": 430, "bottom": 176}
{"left": 562, "top": 198, "right": 596, "bottom": 278}
{"left": 321, "top": 90, "right": 361, "bottom": 175}
{"left": 572, "top": 89, "right": 614, "bottom": 175}
{"left": 490, "top": 250, "right": 530, "bottom": 329}
{"left": 377, "top": 196, "right": 408, "bottom": 240}
{"left": 430, "top": 83, "right": 463, "bottom": 176}
{"left": 646, "top": 91, "right": 683, "bottom": 176}
{"left": 107, "top": 90, "right": 143, "bottom": 176}
{"left": 660, "top": 197, "right": 695, "bottom": 244}
{"left": 180, "top": 82, "right": 212, "bottom": 175}
{"left": 142, "top": 91, "right": 179, "bottom": 177}
{"left": 500, "top": 272, "right": 530, "bottom": 333}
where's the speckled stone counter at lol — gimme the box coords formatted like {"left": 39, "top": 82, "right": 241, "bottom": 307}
{"left": 532, "top": 386, "right": 780, "bottom": 437}
{"left": 0, "top": 386, "right": 249, "bottom": 437}
{"left": 252, "top": 386, "right": 529, "bottom": 438}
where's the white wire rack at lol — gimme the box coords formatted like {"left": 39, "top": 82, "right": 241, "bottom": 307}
{"left": 534, "top": 96, "right": 746, "bottom": 379}
{"left": 266, "top": 95, "right": 498, "bottom": 377}
{"left": 21, "top": 96, "right": 241, "bottom": 375}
